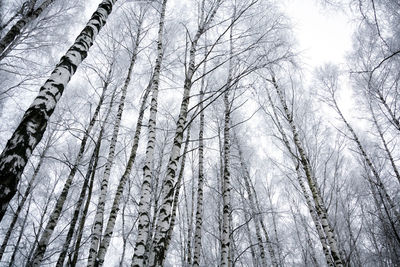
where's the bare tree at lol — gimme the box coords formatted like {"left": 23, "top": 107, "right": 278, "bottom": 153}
{"left": 0, "top": 0, "right": 117, "bottom": 221}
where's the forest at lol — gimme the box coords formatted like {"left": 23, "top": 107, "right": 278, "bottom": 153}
{"left": 0, "top": 0, "right": 399, "bottom": 266}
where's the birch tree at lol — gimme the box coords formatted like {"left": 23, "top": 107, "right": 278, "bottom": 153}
{"left": 131, "top": 1, "right": 167, "bottom": 266}
{"left": 55, "top": 78, "right": 117, "bottom": 267}
{"left": 87, "top": 9, "right": 145, "bottom": 267}
{"left": 148, "top": 1, "right": 223, "bottom": 265}
{"left": 0, "top": 0, "right": 117, "bottom": 222}
{"left": 0, "top": 0, "right": 56, "bottom": 59}
{"left": 94, "top": 67, "right": 153, "bottom": 267}
{"left": 28, "top": 61, "right": 114, "bottom": 266}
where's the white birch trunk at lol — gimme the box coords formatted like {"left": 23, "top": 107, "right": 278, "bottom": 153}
{"left": 149, "top": 2, "right": 221, "bottom": 264}
{"left": 0, "top": 0, "right": 117, "bottom": 222}
{"left": 192, "top": 50, "right": 206, "bottom": 267}
{"left": 7, "top": 196, "right": 31, "bottom": 267}
{"left": 0, "top": 132, "right": 52, "bottom": 262}
{"left": 70, "top": 120, "right": 105, "bottom": 267}
{"left": 220, "top": 89, "right": 231, "bottom": 267}
{"left": 95, "top": 80, "right": 152, "bottom": 266}
{"left": 56, "top": 81, "right": 116, "bottom": 267}
{"left": 27, "top": 77, "right": 110, "bottom": 267}
{"left": 265, "top": 88, "right": 334, "bottom": 266}
{"left": 236, "top": 145, "right": 269, "bottom": 267}
{"left": 131, "top": 1, "right": 167, "bottom": 266}
{"left": 87, "top": 18, "right": 144, "bottom": 267}
{"left": 165, "top": 123, "right": 193, "bottom": 257}
{"left": 271, "top": 77, "right": 344, "bottom": 266}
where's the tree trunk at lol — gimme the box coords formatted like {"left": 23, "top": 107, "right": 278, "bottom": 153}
{"left": 131, "top": 2, "right": 167, "bottom": 265}
{"left": 0, "top": 0, "right": 55, "bottom": 58}
{"left": 271, "top": 76, "right": 344, "bottom": 266}
{"left": 165, "top": 123, "right": 192, "bottom": 259}
{"left": 264, "top": 87, "right": 334, "bottom": 266}
{"left": 27, "top": 75, "right": 110, "bottom": 266}
{"left": 0, "top": 131, "right": 52, "bottom": 262}
{"left": 0, "top": 0, "right": 117, "bottom": 222}
{"left": 7, "top": 196, "right": 31, "bottom": 267}
{"left": 192, "top": 59, "right": 206, "bottom": 267}
{"left": 87, "top": 15, "right": 144, "bottom": 267}
{"left": 56, "top": 80, "right": 116, "bottom": 267}
{"left": 236, "top": 143, "right": 270, "bottom": 267}
{"left": 369, "top": 101, "right": 400, "bottom": 186}
{"left": 220, "top": 85, "right": 232, "bottom": 267}
{"left": 332, "top": 92, "right": 400, "bottom": 228}
{"left": 69, "top": 120, "right": 105, "bottom": 267}
{"left": 95, "top": 79, "right": 152, "bottom": 266}
{"left": 149, "top": 2, "right": 220, "bottom": 264}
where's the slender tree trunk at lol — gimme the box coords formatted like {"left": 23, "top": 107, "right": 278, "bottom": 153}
{"left": 87, "top": 16, "right": 144, "bottom": 267}
{"left": 220, "top": 10, "right": 235, "bottom": 265}
{"left": 7, "top": 196, "right": 31, "bottom": 267}
{"left": 331, "top": 93, "right": 400, "bottom": 225}
{"left": 120, "top": 180, "right": 138, "bottom": 267}
{"left": 192, "top": 36, "right": 207, "bottom": 267}
{"left": 0, "top": 0, "right": 117, "bottom": 222}
{"left": 25, "top": 173, "right": 58, "bottom": 265}
{"left": 264, "top": 88, "right": 334, "bottom": 266}
{"left": 56, "top": 82, "right": 116, "bottom": 267}
{"left": 142, "top": 133, "right": 169, "bottom": 266}
{"left": 164, "top": 124, "right": 192, "bottom": 258}
{"left": 374, "top": 88, "right": 400, "bottom": 131}
{"left": 236, "top": 146, "right": 269, "bottom": 266}
{"left": 0, "top": 0, "right": 55, "bottom": 58}
{"left": 149, "top": 2, "right": 220, "bottom": 264}
{"left": 295, "top": 164, "right": 334, "bottom": 266}
{"left": 27, "top": 77, "right": 110, "bottom": 267}
{"left": 184, "top": 159, "right": 196, "bottom": 266}
{"left": 95, "top": 80, "right": 152, "bottom": 266}
{"left": 69, "top": 119, "right": 105, "bottom": 267}
{"left": 242, "top": 196, "right": 258, "bottom": 267}
{"left": 131, "top": 2, "right": 167, "bottom": 265}
{"left": 271, "top": 76, "right": 344, "bottom": 266}
{"left": 369, "top": 101, "right": 400, "bottom": 186}
{"left": 220, "top": 85, "right": 232, "bottom": 267}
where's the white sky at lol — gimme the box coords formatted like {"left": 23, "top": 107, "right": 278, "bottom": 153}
{"left": 279, "top": 0, "right": 356, "bottom": 117}
{"left": 281, "top": 0, "right": 354, "bottom": 70}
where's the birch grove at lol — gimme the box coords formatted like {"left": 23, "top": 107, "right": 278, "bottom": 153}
{"left": 0, "top": 0, "right": 399, "bottom": 266}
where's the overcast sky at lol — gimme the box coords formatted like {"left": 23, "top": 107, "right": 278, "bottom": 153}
{"left": 281, "top": 0, "right": 354, "bottom": 71}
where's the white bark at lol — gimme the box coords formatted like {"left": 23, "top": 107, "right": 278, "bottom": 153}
{"left": 264, "top": 88, "right": 334, "bottom": 266}
{"left": 0, "top": 0, "right": 117, "bottom": 222}
{"left": 27, "top": 75, "right": 111, "bottom": 267}
{"left": 271, "top": 76, "right": 344, "bottom": 267}
{"left": 220, "top": 87, "right": 231, "bottom": 267}
{"left": 131, "top": 1, "right": 167, "bottom": 266}
{"left": 0, "top": 0, "right": 55, "bottom": 58}
{"left": 0, "top": 131, "right": 52, "bottom": 262}
{"left": 192, "top": 42, "right": 207, "bottom": 267}
{"left": 56, "top": 79, "right": 116, "bottom": 267}
{"left": 87, "top": 17, "right": 144, "bottom": 267}
{"left": 149, "top": 2, "right": 221, "bottom": 265}
{"left": 95, "top": 80, "right": 152, "bottom": 266}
